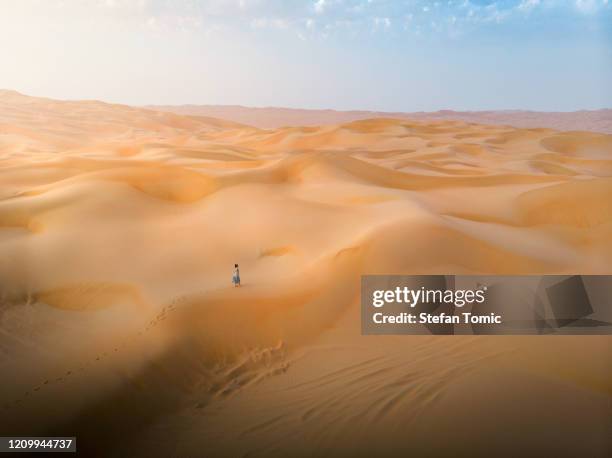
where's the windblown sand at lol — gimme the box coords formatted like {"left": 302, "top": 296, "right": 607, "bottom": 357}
{"left": 1, "top": 90, "right": 611, "bottom": 457}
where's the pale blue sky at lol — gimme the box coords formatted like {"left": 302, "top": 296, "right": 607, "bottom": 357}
{"left": 0, "top": 0, "right": 610, "bottom": 111}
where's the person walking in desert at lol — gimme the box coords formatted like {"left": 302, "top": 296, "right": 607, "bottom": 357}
{"left": 232, "top": 264, "right": 240, "bottom": 287}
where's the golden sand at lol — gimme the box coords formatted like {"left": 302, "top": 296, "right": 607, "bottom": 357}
{"left": 1, "top": 90, "right": 611, "bottom": 456}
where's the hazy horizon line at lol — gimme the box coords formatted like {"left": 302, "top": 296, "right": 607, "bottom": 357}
{"left": 2, "top": 88, "right": 611, "bottom": 114}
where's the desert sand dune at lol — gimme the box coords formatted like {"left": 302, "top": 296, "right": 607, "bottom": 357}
{"left": 1, "top": 91, "right": 611, "bottom": 457}
{"left": 148, "top": 102, "right": 612, "bottom": 134}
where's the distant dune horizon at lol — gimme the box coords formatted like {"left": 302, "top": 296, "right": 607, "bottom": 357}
{"left": 1, "top": 88, "right": 610, "bottom": 134}
{"left": 147, "top": 102, "right": 612, "bottom": 133}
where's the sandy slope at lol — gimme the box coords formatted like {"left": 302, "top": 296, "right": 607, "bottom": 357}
{"left": 1, "top": 90, "right": 611, "bottom": 457}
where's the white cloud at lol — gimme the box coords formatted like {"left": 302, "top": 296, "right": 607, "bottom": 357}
{"left": 518, "top": 0, "right": 540, "bottom": 12}
{"left": 373, "top": 16, "right": 391, "bottom": 29}
{"left": 574, "top": 0, "right": 602, "bottom": 13}
{"left": 250, "top": 17, "right": 289, "bottom": 29}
